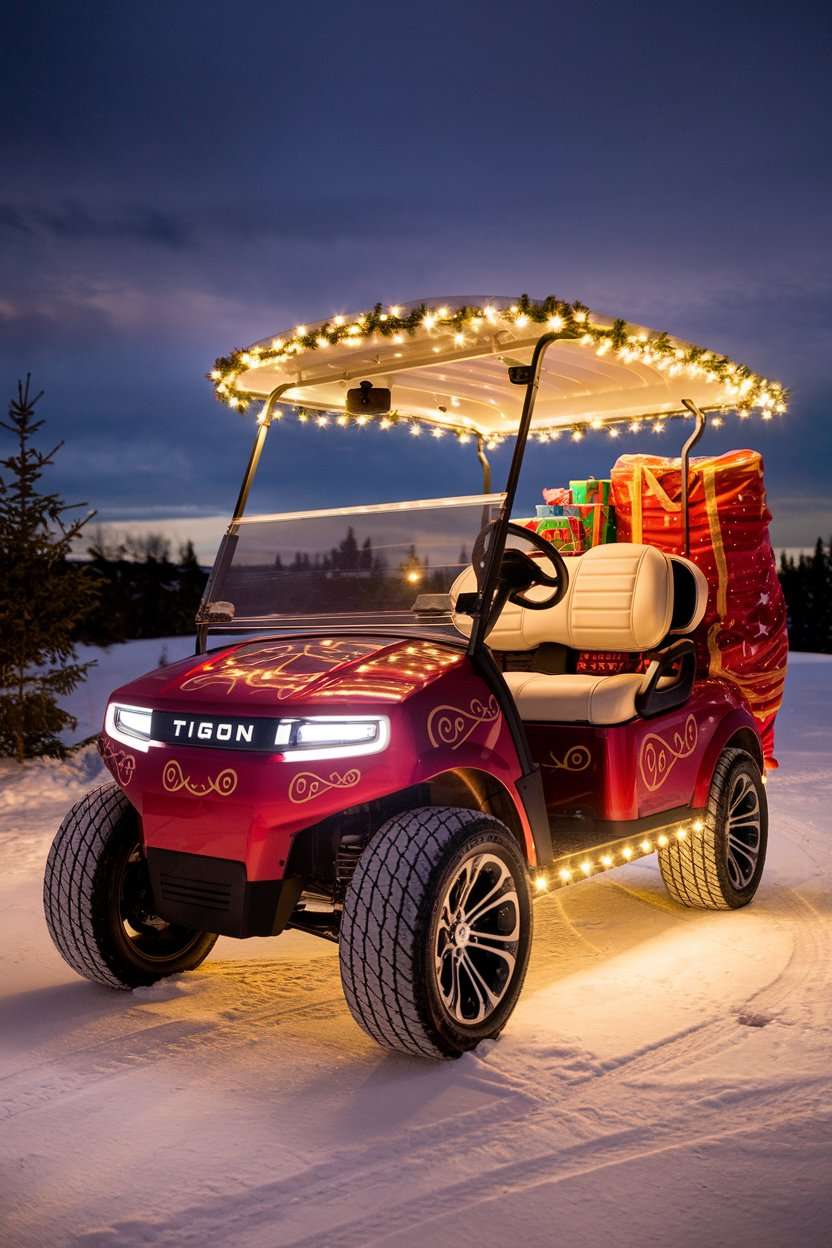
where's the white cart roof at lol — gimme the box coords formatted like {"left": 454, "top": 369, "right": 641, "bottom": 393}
{"left": 211, "top": 295, "right": 786, "bottom": 442}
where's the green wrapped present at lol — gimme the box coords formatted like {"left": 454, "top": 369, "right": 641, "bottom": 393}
{"left": 569, "top": 477, "right": 612, "bottom": 505}
{"left": 563, "top": 502, "right": 616, "bottom": 548}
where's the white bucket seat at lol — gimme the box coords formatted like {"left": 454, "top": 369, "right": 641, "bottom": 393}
{"left": 451, "top": 543, "right": 707, "bottom": 725}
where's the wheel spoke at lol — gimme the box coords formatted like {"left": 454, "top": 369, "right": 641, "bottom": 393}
{"left": 459, "top": 951, "right": 500, "bottom": 1023}
{"left": 469, "top": 924, "right": 519, "bottom": 945}
{"left": 455, "top": 856, "right": 483, "bottom": 912}
{"left": 463, "top": 865, "right": 511, "bottom": 927}
{"left": 433, "top": 852, "right": 523, "bottom": 1026}
{"left": 724, "top": 770, "right": 762, "bottom": 889}
{"left": 729, "top": 775, "right": 753, "bottom": 814}
{"left": 468, "top": 938, "right": 517, "bottom": 973}
{"left": 729, "top": 806, "right": 759, "bottom": 828}
{"left": 728, "top": 834, "right": 758, "bottom": 864}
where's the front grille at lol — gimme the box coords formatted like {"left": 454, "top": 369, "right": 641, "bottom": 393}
{"left": 158, "top": 873, "right": 233, "bottom": 913}
{"left": 146, "top": 847, "right": 299, "bottom": 939}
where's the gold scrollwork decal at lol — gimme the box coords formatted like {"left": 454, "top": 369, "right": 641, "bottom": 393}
{"left": 639, "top": 715, "right": 698, "bottom": 792}
{"left": 99, "top": 736, "right": 136, "bottom": 786}
{"left": 162, "top": 759, "right": 238, "bottom": 798}
{"left": 288, "top": 769, "right": 361, "bottom": 805}
{"left": 548, "top": 745, "right": 592, "bottom": 772}
{"left": 426, "top": 695, "right": 501, "bottom": 750}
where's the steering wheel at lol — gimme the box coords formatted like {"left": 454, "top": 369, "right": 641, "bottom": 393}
{"left": 470, "top": 521, "right": 570, "bottom": 635}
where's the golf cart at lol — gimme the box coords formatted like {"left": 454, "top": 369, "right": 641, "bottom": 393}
{"left": 44, "top": 295, "right": 787, "bottom": 1059}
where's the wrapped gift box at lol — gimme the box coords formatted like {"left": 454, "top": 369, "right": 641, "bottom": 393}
{"left": 542, "top": 487, "right": 573, "bottom": 506}
{"left": 523, "top": 515, "right": 584, "bottom": 554}
{"left": 563, "top": 502, "right": 616, "bottom": 548}
{"left": 569, "top": 478, "right": 612, "bottom": 505}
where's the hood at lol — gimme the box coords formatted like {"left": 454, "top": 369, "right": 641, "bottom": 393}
{"left": 110, "top": 635, "right": 465, "bottom": 713}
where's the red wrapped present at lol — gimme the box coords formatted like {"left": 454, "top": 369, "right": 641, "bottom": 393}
{"left": 563, "top": 502, "right": 617, "bottom": 547}
{"left": 523, "top": 515, "right": 584, "bottom": 554}
{"left": 611, "top": 450, "right": 787, "bottom": 762}
{"left": 542, "top": 487, "right": 573, "bottom": 506}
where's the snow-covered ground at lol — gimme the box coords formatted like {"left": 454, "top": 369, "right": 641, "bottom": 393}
{"left": 1, "top": 646, "right": 831, "bottom": 1247}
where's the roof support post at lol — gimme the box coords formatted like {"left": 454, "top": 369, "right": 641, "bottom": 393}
{"left": 680, "top": 399, "right": 707, "bottom": 557}
{"left": 230, "top": 385, "right": 292, "bottom": 523}
{"left": 196, "top": 385, "right": 291, "bottom": 652}
{"left": 475, "top": 434, "right": 492, "bottom": 493}
{"left": 467, "top": 332, "right": 559, "bottom": 656}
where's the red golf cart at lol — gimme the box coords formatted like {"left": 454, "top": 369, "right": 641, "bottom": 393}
{"left": 44, "top": 296, "right": 787, "bottom": 1058}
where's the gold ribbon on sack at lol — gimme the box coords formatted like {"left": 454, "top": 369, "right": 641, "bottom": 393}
{"left": 701, "top": 458, "right": 786, "bottom": 723}
{"left": 628, "top": 460, "right": 682, "bottom": 546}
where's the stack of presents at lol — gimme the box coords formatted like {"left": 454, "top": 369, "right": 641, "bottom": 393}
{"left": 518, "top": 450, "right": 788, "bottom": 764}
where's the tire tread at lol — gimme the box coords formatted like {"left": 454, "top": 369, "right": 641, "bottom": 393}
{"left": 658, "top": 747, "right": 764, "bottom": 910}
{"left": 339, "top": 806, "right": 498, "bottom": 1059}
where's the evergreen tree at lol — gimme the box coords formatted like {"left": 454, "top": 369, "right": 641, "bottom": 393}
{"left": 174, "top": 540, "right": 206, "bottom": 633}
{"left": 778, "top": 538, "right": 832, "bottom": 655}
{"left": 0, "top": 377, "right": 98, "bottom": 761}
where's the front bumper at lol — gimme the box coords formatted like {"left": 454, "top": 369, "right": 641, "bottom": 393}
{"left": 146, "top": 848, "right": 302, "bottom": 938}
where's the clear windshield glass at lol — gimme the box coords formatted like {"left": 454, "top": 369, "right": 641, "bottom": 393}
{"left": 204, "top": 494, "right": 505, "bottom": 631}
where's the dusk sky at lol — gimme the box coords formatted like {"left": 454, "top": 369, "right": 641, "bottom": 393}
{"left": 3, "top": 0, "right": 830, "bottom": 560}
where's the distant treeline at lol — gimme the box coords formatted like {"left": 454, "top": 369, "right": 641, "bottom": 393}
{"left": 68, "top": 528, "right": 832, "bottom": 655}
{"left": 779, "top": 539, "right": 832, "bottom": 654}
{"left": 73, "top": 533, "right": 208, "bottom": 646}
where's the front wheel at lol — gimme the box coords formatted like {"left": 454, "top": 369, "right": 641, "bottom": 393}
{"left": 43, "top": 783, "right": 217, "bottom": 989}
{"left": 658, "top": 747, "right": 768, "bottom": 910}
{"left": 339, "top": 807, "right": 533, "bottom": 1059}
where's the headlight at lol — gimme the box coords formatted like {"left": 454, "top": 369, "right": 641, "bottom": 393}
{"left": 275, "top": 715, "right": 390, "bottom": 760}
{"left": 105, "top": 702, "right": 154, "bottom": 752}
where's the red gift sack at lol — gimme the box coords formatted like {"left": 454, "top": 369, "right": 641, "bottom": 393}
{"left": 611, "top": 450, "right": 787, "bottom": 763}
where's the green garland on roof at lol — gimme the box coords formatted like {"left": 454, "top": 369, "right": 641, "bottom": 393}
{"left": 208, "top": 294, "right": 788, "bottom": 424}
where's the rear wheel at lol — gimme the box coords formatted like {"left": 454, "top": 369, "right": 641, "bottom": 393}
{"left": 658, "top": 747, "right": 767, "bottom": 910}
{"left": 339, "top": 806, "right": 533, "bottom": 1059}
{"left": 44, "top": 782, "right": 217, "bottom": 988}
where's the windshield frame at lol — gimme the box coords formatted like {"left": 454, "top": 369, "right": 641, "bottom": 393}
{"left": 196, "top": 334, "right": 556, "bottom": 654}
{"left": 197, "top": 492, "right": 506, "bottom": 640}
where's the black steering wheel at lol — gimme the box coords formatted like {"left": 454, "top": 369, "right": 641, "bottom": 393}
{"left": 470, "top": 521, "right": 570, "bottom": 636}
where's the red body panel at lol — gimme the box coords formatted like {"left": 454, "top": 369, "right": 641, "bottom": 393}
{"left": 100, "top": 636, "right": 533, "bottom": 878}
{"left": 99, "top": 635, "right": 761, "bottom": 881}
{"left": 517, "top": 678, "right": 756, "bottom": 827}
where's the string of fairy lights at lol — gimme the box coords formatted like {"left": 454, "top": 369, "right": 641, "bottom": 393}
{"left": 209, "top": 295, "right": 788, "bottom": 447}
{"left": 532, "top": 818, "right": 709, "bottom": 893}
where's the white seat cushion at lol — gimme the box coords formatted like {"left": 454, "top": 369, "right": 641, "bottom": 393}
{"left": 503, "top": 670, "right": 645, "bottom": 725}
{"left": 451, "top": 543, "right": 676, "bottom": 652}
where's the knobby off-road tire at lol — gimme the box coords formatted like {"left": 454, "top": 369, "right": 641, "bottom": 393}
{"left": 44, "top": 782, "right": 217, "bottom": 989}
{"left": 658, "top": 747, "right": 768, "bottom": 910}
{"left": 339, "top": 806, "right": 533, "bottom": 1059}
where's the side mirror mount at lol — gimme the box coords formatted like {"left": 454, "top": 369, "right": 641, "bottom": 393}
{"left": 346, "top": 379, "right": 392, "bottom": 415}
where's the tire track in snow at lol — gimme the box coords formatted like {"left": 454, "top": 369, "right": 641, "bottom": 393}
{"left": 74, "top": 1053, "right": 831, "bottom": 1248}
{"left": 65, "top": 890, "right": 832, "bottom": 1247}
{"left": 0, "top": 962, "right": 347, "bottom": 1124}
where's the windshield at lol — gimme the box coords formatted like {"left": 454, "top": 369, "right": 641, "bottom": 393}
{"left": 203, "top": 494, "right": 505, "bottom": 632}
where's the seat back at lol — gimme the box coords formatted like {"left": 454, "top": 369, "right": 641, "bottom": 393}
{"left": 451, "top": 542, "right": 707, "bottom": 652}
{"left": 667, "top": 554, "right": 709, "bottom": 635}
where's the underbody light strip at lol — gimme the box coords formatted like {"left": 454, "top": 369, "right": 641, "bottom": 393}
{"left": 532, "top": 819, "right": 704, "bottom": 893}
